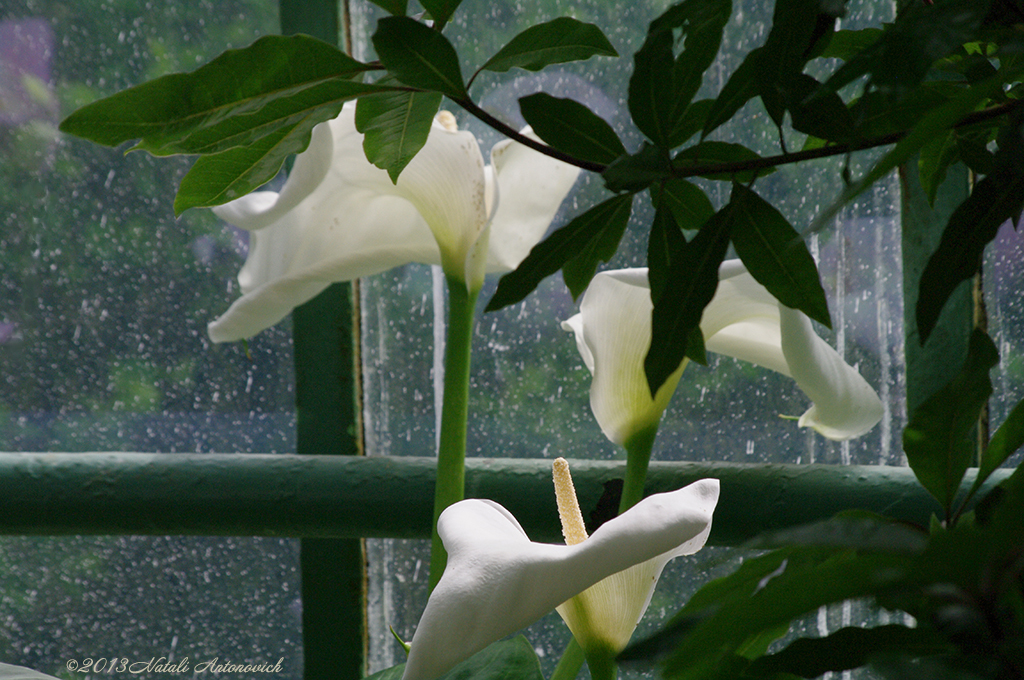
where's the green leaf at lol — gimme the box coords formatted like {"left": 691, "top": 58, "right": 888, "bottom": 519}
{"left": 647, "top": 203, "right": 687, "bottom": 304}
{"left": 730, "top": 183, "right": 831, "bottom": 328}
{"left": 154, "top": 79, "right": 387, "bottom": 156}
{"left": 757, "top": 0, "right": 830, "bottom": 125}
{"left": 372, "top": 17, "right": 467, "bottom": 99}
{"left": 917, "top": 117, "right": 1024, "bottom": 342}
{"left": 669, "top": 98, "right": 714, "bottom": 148}
{"left": 561, "top": 203, "right": 634, "bottom": 299}
{"left": 674, "top": 141, "right": 773, "bottom": 182}
{"left": 485, "top": 194, "right": 634, "bottom": 310}
{"left": 746, "top": 514, "right": 928, "bottom": 554}
{"left": 969, "top": 395, "right": 1024, "bottom": 498}
{"left": 645, "top": 202, "right": 732, "bottom": 395}
{"left": 174, "top": 120, "right": 321, "bottom": 214}
{"left": 629, "top": 0, "right": 731, "bottom": 147}
{"left": 816, "top": 27, "right": 883, "bottom": 60}
{"left": 747, "top": 625, "right": 952, "bottom": 678}
{"left": 657, "top": 548, "right": 912, "bottom": 680}
{"left": 480, "top": 17, "right": 617, "bottom": 73}
{"left": 783, "top": 74, "right": 855, "bottom": 143}
{"left": 355, "top": 85, "right": 442, "bottom": 182}
{"left": 363, "top": 636, "right": 543, "bottom": 680}
{"left": 602, "top": 143, "right": 673, "bottom": 193}
{"left": 903, "top": 329, "right": 998, "bottom": 514}
{"left": 59, "top": 35, "right": 374, "bottom": 153}
{"left": 918, "top": 131, "right": 959, "bottom": 205}
{"left": 810, "top": 66, "right": 1019, "bottom": 235}
{"left": 518, "top": 93, "right": 625, "bottom": 165}
{"left": 418, "top": 0, "right": 462, "bottom": 29}
{"left": 652, "top": 178, "right": 714, "bottom": 231}
{"left": 825, "top": 0, "right": 988, "bottom": 99}
{"left": 365, "top": 0, "right": 408, "bottom": 15}
{"left": 703, "top": 47, "right": 762, "bottom": 137}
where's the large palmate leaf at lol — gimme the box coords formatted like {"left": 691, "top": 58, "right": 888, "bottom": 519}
{"left": 903, "top": 329, "right": 998, "bottom": 515}
{"left": 730, "top": 183, "right": 831, "bottom": 328}
{"left": 60, "top": 35, "right": 375, "bottom": 154}
{"left": 486, "top": 194, "right": 634, "bottom": 310}
{"left": 645, "top": 202, "right": 731, "bottom": 394}
{"left": 518, "top": 93, "right": 625, "bottom": 165}
{"left": 356, "top": 85, "right": 443, "bottom": 182}
{"left": 372, "top": 17, "right": 467, "bottom": 99}
{"left": 480, "top": 17, "right": 617, "bottom": 73}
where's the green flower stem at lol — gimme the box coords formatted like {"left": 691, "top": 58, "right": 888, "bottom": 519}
{"left": 583, "top": 647, "right": 618, "bottom": 680}
{"left": 429, "top": 276, "right": 480, "bottom": 590}
{"left": 550, "top": 638, "right": 585, "bottom": 680}
{"left": 619, "top": 424, "right": 659, "bottom": 513}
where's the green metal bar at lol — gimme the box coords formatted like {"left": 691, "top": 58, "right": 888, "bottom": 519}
{"left": 292, "top": 285, "right": 366, "bottom": 680}
{"left": 0, "top": 453, "right": 1007, "bottom": 545}
{"left": 279, "top": 0, "right": 364, "bottom": 673}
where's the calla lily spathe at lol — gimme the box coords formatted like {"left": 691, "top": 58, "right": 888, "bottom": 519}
{"left": 208, "top": 103, "right": 579, "bottom": 342}
{"left": 402, "top": 475, "right": 720, "bottom": 680}
{"left": 562, "top": 262, "right": 884, "bottom": 445}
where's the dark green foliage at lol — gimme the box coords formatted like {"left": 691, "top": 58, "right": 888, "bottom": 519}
{"left": 486, "top": 194, "right": 634, "bottom": 310}
{"left": 372, "top": 17, "right": 467, "bottom": 99}
{"left": 519, "top": 93, "right": 626, "bottom": 165}
{"left": 479, "top": 17, "right": 618, "bottom": 74}
{"left": 904, "top": 329, "right": 998, "bottom": 516}
{"left": 356, "top": 86, "right": 443, "bottom": 182}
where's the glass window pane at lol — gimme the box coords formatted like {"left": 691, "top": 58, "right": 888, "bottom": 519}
{"left": 0, "top": 1, "right": 299, "bottom": 675}
{"left": 356, "top": 0, "right": 906, "bottom": 675}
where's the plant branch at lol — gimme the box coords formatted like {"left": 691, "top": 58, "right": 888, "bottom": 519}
{"left": 441, "top": 93, "right": 1023, "bottom": 181}
{"left": 452, "top": 96, "right": 608, "bottom": 173}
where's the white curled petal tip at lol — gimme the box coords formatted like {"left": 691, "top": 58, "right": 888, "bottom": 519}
{"left": 778, "top": 305, "right": 883, "bottom": 440}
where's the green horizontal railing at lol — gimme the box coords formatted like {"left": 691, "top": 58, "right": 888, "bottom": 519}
{"left": 0, "top": 453, "right": 1005, "bottom": 545}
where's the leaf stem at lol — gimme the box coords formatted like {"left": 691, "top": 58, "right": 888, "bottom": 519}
{"left": 428, "top": 276, "right": 479, "bottom": 590}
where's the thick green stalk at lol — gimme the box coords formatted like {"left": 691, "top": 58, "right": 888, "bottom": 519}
{"left": 429, "top": 276, "right": 479, "bottom": 590}
{"left": 583, "top": 647, "right": 618, "bottom": 680}
{"left": 619, "top": 424, "right": 659, "bottom": 513}
{"left": 549, "top": 638, "right": 585, "bottom": 680}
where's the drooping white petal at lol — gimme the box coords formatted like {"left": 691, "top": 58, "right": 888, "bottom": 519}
{"left": 561, "top": 269, "right": 685, "bottom": 446}
{"left": 402, "top": 479, "right": 720, "bottom": 680}
{"left": 485, "top": 129, "right": 580, "bottom": 272}
{"left": 563, "top": 262, "right": 883, "bottom": 443}
{"left": 779, "top": 305, "right": 884, "bottom": 440}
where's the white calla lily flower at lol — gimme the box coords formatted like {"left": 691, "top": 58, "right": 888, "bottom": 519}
{"left": 402, "top": 464, "right": 719, "bottom": 680}
{"left": 562, "top": 262, "right": 883, "bottom": 445}
{"left": 208, "top": 103, "right": 579, "bottom": 342}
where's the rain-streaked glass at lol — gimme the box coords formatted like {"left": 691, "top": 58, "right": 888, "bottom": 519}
{"left": 0, "top": 1, "right": 300, "bottom": 675}
{"left": 360, "top": 0, "right": 908, "bottom": 676}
